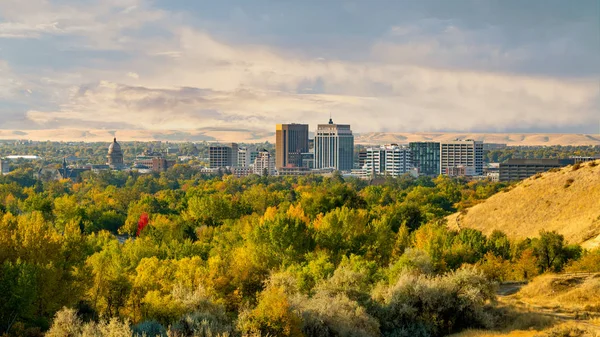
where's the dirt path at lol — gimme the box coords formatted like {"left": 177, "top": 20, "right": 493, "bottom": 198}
{"left": 497, "top": 280, "right": 600, "bottom": 331}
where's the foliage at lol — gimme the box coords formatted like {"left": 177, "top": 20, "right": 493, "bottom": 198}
{"left": 0, "top": 161, "right": 588, "bottom": 336}
{"left": 372, "top": 267, "right": 497, "bottom": 337}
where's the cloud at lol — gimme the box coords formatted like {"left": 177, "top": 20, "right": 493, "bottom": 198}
{"left": 1, "top": 0, "right": 599, "bottom": 135}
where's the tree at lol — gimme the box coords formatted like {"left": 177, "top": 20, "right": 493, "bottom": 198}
{"left": 486, "top": 230, "right": 512, "bottom": 260}
{"left": 531, "top": 230, "right": 576, "bottom": 272}
{"left": 238, "top": 286, "right": 303, "bottom": 337}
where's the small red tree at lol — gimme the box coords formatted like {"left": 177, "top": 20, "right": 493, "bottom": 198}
{"left": 136, "top": 212, "right": 149, "bottom": 236}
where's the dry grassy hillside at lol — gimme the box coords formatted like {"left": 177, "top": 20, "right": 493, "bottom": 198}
{"left": 448, "top": 160, "right": 600, "bottom": 248}
{"left": 1, "top": 129, "right": 599, "bottom": 145}
{"left": 356, "top": 132, "right": 600, "bottom": 146}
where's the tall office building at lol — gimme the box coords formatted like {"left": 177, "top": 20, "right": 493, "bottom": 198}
{"left": 209, "top": 143, "right": 238, "bottom": 168}
{"left": 409, "top": 142, "right": 441, "bottom": 176}
{"left": 237, "top": 147, "right": 258, "bottom": 167}
{"left": 0, "top": 158, "right": 9, "bottom": 175}
{"left": 363, "top": 144, "right": 412, "bottom": 177}
{"left": 276, "top": 124, "right": 309, "bottom": 169}
{"left": 440, "top": 140, "right": 483, "bottom": 176}
{"left": 253, "top": 150, "right": 275, "bottom": 176}
{"left": 314, "top": 118, "right": 354, "bottom": 171}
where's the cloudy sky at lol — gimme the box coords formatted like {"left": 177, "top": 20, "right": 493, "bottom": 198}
{"left": 0, "top": 0, "right": 599, "bottom": 134}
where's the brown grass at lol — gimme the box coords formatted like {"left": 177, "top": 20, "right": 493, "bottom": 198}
{"left": 515, "top": 274, "right": 600, "bottom": 312}
{"left": 451, "top": 322, "right": 600, "bottom": 337}
{"left": 447, "top": 160, "right": 600, "bottom": 248}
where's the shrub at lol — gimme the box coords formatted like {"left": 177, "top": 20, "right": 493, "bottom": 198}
{"left": 590, "top": 161, "right": 598, "bottom": 167}
{"left": 476, "top": 252, "right": 511, "bottom": 282}
{"left": 133, "top": 321, "right": 166, "bottom": 337}
{"left": 565, "top": 249, "right": 600, "bottom": 273}
{"left": 46, "top": 308, "right": 134, "bottom": 337}
{"left": 564, "top": 178, "right": 575, "bottom": 188}
{"left": 572, "top": 163, "right": 582, "bottom": 171}
{"left": 46, "top": 307, "right": 82, "bottom": 337}
{"left": 372, "top": 267, "right": 496, "bottom": 337}
{"left": 542, "top": 322, "right": 592, "bottom": 337}
{"left": 237, "top": 286, "right": 303, "bottom": 337}
{"left": 169, "top": 312, "right": 234, "bottom": 337}
{"left": 387, "top": 248, "right": 434, "bottom": 282}
{"left": 292, "top": 291, "right": 380, "bottom": 337}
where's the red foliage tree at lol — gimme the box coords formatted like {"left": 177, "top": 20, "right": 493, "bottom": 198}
{"left": 136, "top": 212, "right": 149, "bottom": 236}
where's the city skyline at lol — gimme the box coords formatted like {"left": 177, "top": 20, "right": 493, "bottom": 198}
{"left": 0, "top": 0, "right": 599, "bottom": 136}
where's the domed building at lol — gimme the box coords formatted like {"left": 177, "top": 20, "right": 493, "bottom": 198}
{"left": 107, "top": 137, "right": 125, "bottom": 169}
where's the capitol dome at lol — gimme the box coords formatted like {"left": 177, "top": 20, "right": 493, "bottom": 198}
{"left": 108, "top": 137, "right": 122, "bottom": 154}
{"left": 107, "top": 137, "right": 124, "bottom": 168}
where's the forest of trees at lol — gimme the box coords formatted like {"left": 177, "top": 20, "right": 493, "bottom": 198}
{"left": 0, "top": 164, "right": 594, "bottom": 337}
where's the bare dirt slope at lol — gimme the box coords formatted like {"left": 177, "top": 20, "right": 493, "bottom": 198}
{"left": 448, "top": 161, "right": 600, "bottom": 248}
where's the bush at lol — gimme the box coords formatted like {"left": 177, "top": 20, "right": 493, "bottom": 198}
{"left": 565, "top": 249, "right": 600, "bottom": 273}
{"left": 572, "top": 163, "right": 582, "bottom": 171}
{"left": 541, "top": 322, "right": 592, "bottom": 337}
{"left": 237, "top": 286, "right": 303, "bottom": 337}
{"left": 169, "top": 312, "right": 234, "bottom": 337}
{"left": 386, "top": 248, "right": 434, "bottom": 282}
{"left": 46, "top": 307, "right": 133, "bottom": 337}
{"left": 564, "top": 178, "right": 575, "bottom": 188}
{"left": 133, "top": 321, "right": 166, "bottom": 337}
{"left": 372, "top": 267, "right": 496, "bottom": 337}
{"left": 46, "top": 308, "right": 82, "bottom": 337}
{"left": 590, "top": 161, "right": 598, "bottom": 167}
{"left": 292, "top": 291, "right": 380, "bottom": 337}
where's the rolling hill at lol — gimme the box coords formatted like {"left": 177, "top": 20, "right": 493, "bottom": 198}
{"left": 447, "top": 160, "right": 600, "bottom": 248}
{"left": 0, "top": 129, "right": 599, "bottom": 145}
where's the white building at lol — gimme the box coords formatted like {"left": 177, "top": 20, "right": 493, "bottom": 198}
{"left": 253, "top": 150, "right": 275, "bottom": 176}
{"left": 440, "top": 140, "right": 484, "bottom": 176}
{"left": 314, "top": 118, "right": 354, "bottom": 171}
{"left": 0, "top": 158, "right": 10, "bottom": 175}
{"left": 237, "top": 147, "right": 258, "bottom": 167}
{"left": 362, "top": 144, "right": 413, "bottom": 177}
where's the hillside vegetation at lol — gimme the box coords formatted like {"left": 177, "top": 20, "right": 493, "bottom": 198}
{"left": 448, "top": 160, "right": 600, "bottom": 248}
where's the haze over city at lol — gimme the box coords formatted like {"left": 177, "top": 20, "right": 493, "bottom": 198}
{"left": 0, "top": 0, "right": 599, "bottom": 139}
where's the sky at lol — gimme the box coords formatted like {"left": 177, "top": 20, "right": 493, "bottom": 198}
{"left": 0, "top": 0, "right": 599, "bottom": 134}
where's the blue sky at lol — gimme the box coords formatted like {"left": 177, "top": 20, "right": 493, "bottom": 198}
{"left": 0, "top": 0, "right": 598, "bottom": 134}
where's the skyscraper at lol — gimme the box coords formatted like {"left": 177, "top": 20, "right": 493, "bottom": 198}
{"left": 237, "top": 147, "right": 258, "bottom": 167}
{"left": 209, "top": 143, "right": 238, "bottom": 168}
{"left": 253, "top": 150, "right": 275, "bottom": 176}
{"left": 440, "top": 140, "right": 483, "bottom": 176}
{"left": 409, "top": 142, "right": 441, "bottom": 176}
{"left": 363, "top": 144, "right": 412, "bottom": 177}
{"left": 314, "top": 118, "right": 354, "bottom": 171}
{"left": 275, "top": 124, "right": 309, "bottom": 169}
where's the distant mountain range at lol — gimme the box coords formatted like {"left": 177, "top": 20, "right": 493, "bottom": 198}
{"left": 0, "top": 129, "right": 599, "bottom": 145}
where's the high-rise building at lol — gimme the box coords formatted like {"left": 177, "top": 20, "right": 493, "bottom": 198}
{"left": 276, "top": 124, "right": 309, "bottom": 169}
{"left": 357, "top": 150, "right": 368, "bottom": 169}
{"left": 409, "top": 142, "right": 441, "bottom": 176}
{"left": 237, "top": 147, "right": 258, "bottom": 167}
{"left": 253, "top": 150, "right": 275, "bottom": 176}
{"left": 209, "top": 143, "right": 238, "bottom": 168}
{"left": 314, "top": 118, "right": 354, "bottom": 171}
{"left": 107, "top": 138, "right": 125, "bottom": 169}
{"left": 0, "top": 158, "right": 10, "bottom": 175}
{"left": 440, "top": 140, "right": 484, "bottom": 176}
{"left": 363, "top": 144, "right": 412, "bottom": 177}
